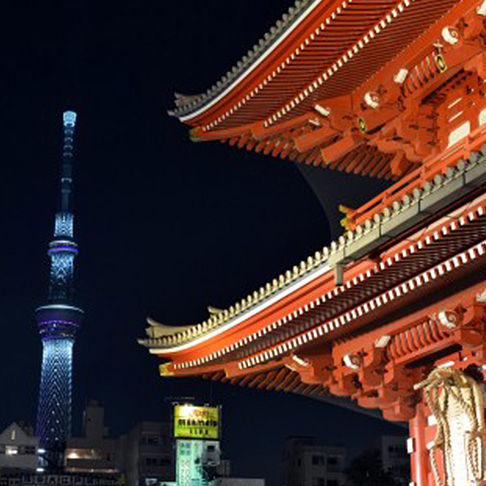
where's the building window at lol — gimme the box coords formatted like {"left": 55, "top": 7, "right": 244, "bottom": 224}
{"left": 328, "top": 480, "right": 340, "bottom": 486}
{"left": 66, "top": 448, "right": 101, "bottom": 460}
{"left": 143, "top": 435, "right": 161, "bottom": 446}
{"left": 312, "top": 479, "right": 326, "bottom": 486}
{"left": 328, "top": 456, "right": 340, "bottom": 466}
{"left": 145, "top": 457, "right": 171, "bottom": 467}
{"left": 312, "top": 455, "right": 326, "bottom": 466}
{"left": 144, "top": 480, "right": 160, "bottom": 486}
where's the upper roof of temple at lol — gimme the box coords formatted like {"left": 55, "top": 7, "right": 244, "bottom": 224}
{"left": 170, "top": 0, "right": 319, "bottom": 119}
{"left": 170, "top": 0, "right": 462, "bottom": 126}
{"left": 147, "top": 0, "right": 486, "bottom": 357}
{"left": 168, "top": 0, "right": 476, "bottom": 179}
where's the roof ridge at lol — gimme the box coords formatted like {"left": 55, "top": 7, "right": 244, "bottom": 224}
{"left": 140, "top": 146, "right": 486, "bottom": 349}
{"left": 169, "top": 0, "right": 316, "bottom": 117}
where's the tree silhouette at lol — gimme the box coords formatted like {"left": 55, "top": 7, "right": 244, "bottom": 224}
{"left": 345, "top": 449, "right": 402, "bottom": 486}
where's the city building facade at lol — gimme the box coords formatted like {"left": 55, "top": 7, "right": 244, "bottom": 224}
{"left": 214, "top": 479, "right": 265, "bottom": 486}
{"left": 117, "top": 421, "right": 174, "bottom": 486}
{"left": 376, "top": 435, "right": 410, "bottom": 486}
{"left": 0, "top": 472, "right": 118, "bottom": 485}
{"left": 65, "top": 401, "right": 118, "bottom": 475}
{"left": 0, "top": 423, "right": 38, "bottom": 472}
{"left": 284, "top": 437, "right": 345, "bottom": 486}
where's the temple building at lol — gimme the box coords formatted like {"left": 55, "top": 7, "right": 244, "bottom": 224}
{"left": 140, "top": 1, "right": 486, "bottom": 485}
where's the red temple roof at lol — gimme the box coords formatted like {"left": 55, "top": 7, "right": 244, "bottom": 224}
{"left": 140, "top": 177, "right": 486, "bottom": 418}
{"left": 169, "top": 0, "right": 478, "bottom": 179}
{"left": 143, "top": 0, "right": 486, "bottom": 422}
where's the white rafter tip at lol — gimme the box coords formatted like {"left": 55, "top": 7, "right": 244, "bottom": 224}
{"left": 442, "top": 26, "right": 459, "bottom": 45}
{"left": 292, "top": 355, "right": 310, "bottom": 367}
{"left": 343, "top": 353, "right": 361, "bottom": 370}
{"left": 394, "top": 68, "right": 409, "bottom": 84}
{"left": 478, "top": 1, "right": 486, "bottom": 16}
{"left": 375, "top": 335, "right": 391, "bottom": 348}
{"left": 314, "top": 104, "right": 331, "bottom": 116}
{"left": 364, "top": 91, "right": 380, "bottom": 109}
{"left": 437, "top": 310, "right": 459, "bottom": 329}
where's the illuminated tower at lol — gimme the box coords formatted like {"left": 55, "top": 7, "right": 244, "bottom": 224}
{"left": 35, "top": 111, "right": 83, "bottom": 470}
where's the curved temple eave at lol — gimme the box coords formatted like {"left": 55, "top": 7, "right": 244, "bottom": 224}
{"left": 170, "top": 0, "right": 327, "bottom": 121}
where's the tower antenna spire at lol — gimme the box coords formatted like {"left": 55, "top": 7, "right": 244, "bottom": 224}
{"left": 60, "top": 111, "right": 77, "bottom": 213}
{"left": 35, "top": 110, "right": 84, "bottom": 471}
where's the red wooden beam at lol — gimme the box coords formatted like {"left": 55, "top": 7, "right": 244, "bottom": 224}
{"left": 321, "top": 135, "right": 364, "bottom": 165}
{"left": 293, "top": 124, "right": 338, "bottom": 153}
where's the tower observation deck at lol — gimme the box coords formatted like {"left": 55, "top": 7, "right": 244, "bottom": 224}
{"left": 36, "top": 111, "right": 84, "bottom": 470}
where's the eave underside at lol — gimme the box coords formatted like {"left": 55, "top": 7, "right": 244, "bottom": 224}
{"left": 174, "top": 0, "right": 481, "bottom": 179}
{"left": 202, "top": 367, "right": 326, "bottom": 397}
{"left": 154, "top": 256, "right": 486, "bottom": 423}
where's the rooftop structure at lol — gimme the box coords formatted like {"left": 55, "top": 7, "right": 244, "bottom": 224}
{"left": 36, "top": 111, "right": 84, "bottom": 470}
{"left": 65, "top": 401, "right": 118, "bottom": 475}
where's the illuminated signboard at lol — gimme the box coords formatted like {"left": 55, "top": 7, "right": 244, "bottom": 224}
{"left": 174, "top": 405, "right": 220, "bottom": 439}
{"left": 176, "top": 439, "right": 204, "bottom": 486}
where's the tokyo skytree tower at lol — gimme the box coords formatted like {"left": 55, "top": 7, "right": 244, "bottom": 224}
{"left": 35, "top": 111, "right": 84, "bottom": 470}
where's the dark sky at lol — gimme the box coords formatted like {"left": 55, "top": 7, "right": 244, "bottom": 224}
{"left": 0, "top": 1, "right": 402, "bottom": 484}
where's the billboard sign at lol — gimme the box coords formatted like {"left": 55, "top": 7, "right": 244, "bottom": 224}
{"left": 174, "top": 405, "right": 220, "bottom": 439}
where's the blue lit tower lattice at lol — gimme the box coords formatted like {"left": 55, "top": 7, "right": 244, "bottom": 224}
{"left": 35, "top": 111, "right": 84, "bottom": 470}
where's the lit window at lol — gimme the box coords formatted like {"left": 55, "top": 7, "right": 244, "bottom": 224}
{"left": 5, "top": 446, "right": 18, "bottom": 455}
{"left": 66, "top": 448, "right": 101, "bottom": 460}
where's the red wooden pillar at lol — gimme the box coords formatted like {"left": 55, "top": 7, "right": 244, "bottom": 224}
{"left": 409, "top": 401, "right": 430, "bottom": 486}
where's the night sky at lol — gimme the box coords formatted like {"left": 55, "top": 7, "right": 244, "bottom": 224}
{"left": 0, "top": 1, "right": 403, "bottom": 484}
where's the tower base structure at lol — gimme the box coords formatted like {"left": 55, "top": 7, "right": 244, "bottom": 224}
{"left": 37, "top": 338, "right": 74, "bottom": 470}
{"left": 36, "top": 304, "right": 83, "bottom": 471}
